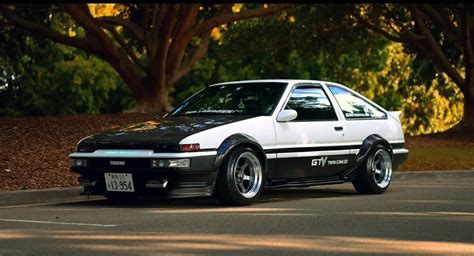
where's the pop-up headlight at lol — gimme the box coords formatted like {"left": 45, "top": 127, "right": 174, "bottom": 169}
{"left": 77, "top": 142, "right": 96, "bottom": 153}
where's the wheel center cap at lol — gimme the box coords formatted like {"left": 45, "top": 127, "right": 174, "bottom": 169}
{"left": 236, "top": 172, "right": 243, "bottom": 183}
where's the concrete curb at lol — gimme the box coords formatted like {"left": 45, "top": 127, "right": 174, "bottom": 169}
{"left": 393, "top": 170, "right": 474, "bottom": 180}
{"left": 0, "top": 170, "right": 472, "bottom": 207}
{"left": 0, "top": 186, "right": 85, "bottom": 207}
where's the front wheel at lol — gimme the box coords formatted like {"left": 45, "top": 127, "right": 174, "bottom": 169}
{"left": 214, "top": 147, "right": 264, "bottom": 206}
{"left": 353, "top": 144, "right": 392, "bottom": 194}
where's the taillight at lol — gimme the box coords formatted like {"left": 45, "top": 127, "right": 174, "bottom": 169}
{"left": 179, "top": 144, "right": 200, "bottom": 152}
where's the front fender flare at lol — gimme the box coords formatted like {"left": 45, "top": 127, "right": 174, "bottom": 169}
{"left": 214, "top": 134, "right": 267, "bottom": 170}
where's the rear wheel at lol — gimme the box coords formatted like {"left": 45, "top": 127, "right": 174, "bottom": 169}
{"left": 353, "top": 144, "right": 392, "bottom": 194}
{"left": 215, "top": 147, "right": 264, "bottom": 206}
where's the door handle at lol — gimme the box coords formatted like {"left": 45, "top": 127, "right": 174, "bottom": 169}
{"left": 334, "top": 126, "right": 343, "bottom": 131}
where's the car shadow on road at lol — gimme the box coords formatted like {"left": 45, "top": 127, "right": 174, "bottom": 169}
{"left": 259, "top": 187, "right": 358, "bottom": 203}
{"left": 49, "top": 186, "right": 358, "bottom": 209}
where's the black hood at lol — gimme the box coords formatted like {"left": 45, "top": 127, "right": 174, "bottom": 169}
{"left": 79, "top": 115, "right": 252, "bottom": 151}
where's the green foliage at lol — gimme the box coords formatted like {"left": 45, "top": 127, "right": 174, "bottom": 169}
{"left": 170, "top": 54, "right": 218, "bottom": 106}
{"left": 172, "top": 5, "right": 389, "bottom": 102}
{"left": 1, "top": 3, "right": 466, "bottom": 136}
{"left": 0, "top": 7, "right": 134, "bottom": 117}
{"left": 0, "top": 37, "right": 135, "bottom": 117}
{"left": 172, "top": 4, "right": 463, "bottom": 135}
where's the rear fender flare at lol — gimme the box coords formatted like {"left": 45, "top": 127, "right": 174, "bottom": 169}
{"left": 356, "top": 134, "right": 393, "bottom": 168}
{"left": 343, "top": 134, "right": 392, "bottom": 180}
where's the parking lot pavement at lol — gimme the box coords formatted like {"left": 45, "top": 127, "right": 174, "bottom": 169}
{"left": 0, "top": 172, "right": 473, "bottom": 255}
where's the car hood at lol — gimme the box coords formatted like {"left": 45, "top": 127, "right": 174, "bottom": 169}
{"left": 79, "top": 115, "right": 253, "bottom": 150}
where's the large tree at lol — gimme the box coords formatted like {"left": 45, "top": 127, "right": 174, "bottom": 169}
{"left": 352, "top": 3, "right": 474, "bottom": 127}
{"left": 0, "top": 3, "right": 287, "bottom": 112}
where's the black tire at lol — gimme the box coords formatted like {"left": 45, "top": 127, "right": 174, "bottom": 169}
{"left": 353, "top": 144, "right": 393, "bottom": 194}
{"left": 214, "top": 147, "right": 264, "bottom": 206}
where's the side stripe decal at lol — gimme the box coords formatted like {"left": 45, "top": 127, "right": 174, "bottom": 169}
{"left": 275, "top": 150, "right": 352, "bottom": 159}
{"left": 264, "top": 142, "right": 405, "bottom": 155}
{"left": 264, "top": 145, "right": 360, "bottom": 154}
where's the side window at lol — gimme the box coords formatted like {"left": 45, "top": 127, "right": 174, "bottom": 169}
{"left": 284, "top": 86, "right": 338, "bottom": 121}
{"left": 328, "top": 85, "right": 387, "bottom": 119}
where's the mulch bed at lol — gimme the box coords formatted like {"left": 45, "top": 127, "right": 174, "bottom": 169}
{"left": 0, "top": 114, "right": 157, "bottom": 191}
{"left": 405, "top": 127, "right": 474, "bottom": 148}
{"left": 0, "top": 114, "right": 472, "bottom": 191}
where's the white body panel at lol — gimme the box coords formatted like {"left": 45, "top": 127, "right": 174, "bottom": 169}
{"left": 273, "top": 120, "right": 344, "bottom": 149}
{"left": 342, "top": 119, "right": 404, "bottom": 145}
{"left": 180, "top": 116, "right": 276, "bottom": 150}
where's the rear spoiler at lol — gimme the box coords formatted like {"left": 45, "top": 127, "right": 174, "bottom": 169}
{"left": 389, "top": 111, "right": 401, "bottom": 123}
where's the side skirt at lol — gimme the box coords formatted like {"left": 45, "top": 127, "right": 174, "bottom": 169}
{"left": 265, "top": 176, "right": 347, "bottom": 189}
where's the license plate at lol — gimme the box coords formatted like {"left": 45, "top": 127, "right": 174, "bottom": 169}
{"left": 104, "top": 173, "right": 135, "bottom": 192}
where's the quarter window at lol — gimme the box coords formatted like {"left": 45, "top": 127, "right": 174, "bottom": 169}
{"left": 328, "top": 85, "right": 387, "bottom": 119}
{"left": 284, "top": 86, "right": 338, "bottom": 121}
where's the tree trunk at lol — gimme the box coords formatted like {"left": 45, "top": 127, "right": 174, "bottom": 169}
{"left": 460, "top": 88, "right": 474, "bottom": 128}
{"left": 454, "top": 65, "right": 474, "bottom": 129}
{"left": 459, "top": 53, "right": 474, "bottom": 128}
{"left": 457, "top": 12, "right": 474, "bottom": 129}
{"left": 127, "top": 80, "right": 173, "bottom": 114}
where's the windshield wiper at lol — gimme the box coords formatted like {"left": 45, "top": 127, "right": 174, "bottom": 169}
{"left": 181, "top": 110, "right": 244, "bottom": 115}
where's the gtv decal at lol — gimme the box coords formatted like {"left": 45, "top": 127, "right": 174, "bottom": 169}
{"left": 311, "top": 157, "right": 328, "bottom": 167}
{"left": 312, "top": 157, "right": 348, "bottom": 167}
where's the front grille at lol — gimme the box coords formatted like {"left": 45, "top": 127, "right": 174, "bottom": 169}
{"left": 94, "top": 142, "right": 179, "bottom": 152}
{"left": 154, "top": 143, "right": 179, "bottom": 152}
{"left": 95, "top": 142, "right": 155, "bottom": 150}
{"left": 89, "top": 158, "right": 151, "bottom": 169}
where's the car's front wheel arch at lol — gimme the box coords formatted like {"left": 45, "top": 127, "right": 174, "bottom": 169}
{"left": 214, "top": 134, "right": 267, "bottom": 172}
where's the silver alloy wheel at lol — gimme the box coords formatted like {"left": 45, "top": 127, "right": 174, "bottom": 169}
{"left": 371, "top": 149, "right": 392, "bottom": 188}
{"left": 232, "top": 152, "right": 263, "bottom": 199}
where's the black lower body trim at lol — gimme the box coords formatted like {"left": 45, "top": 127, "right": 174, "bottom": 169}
{"left": 266, "top": 176, "right": 346, "bottom": 189}
{"left": 79, "top": 170, "right": 217, "bottom": 198}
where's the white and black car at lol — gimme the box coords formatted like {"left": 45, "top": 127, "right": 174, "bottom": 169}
{"left": 70, "top": 80, "right": 408, "bottom": 205}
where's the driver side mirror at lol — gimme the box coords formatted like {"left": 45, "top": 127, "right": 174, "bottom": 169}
{"left": 277, "top": 109, "right": 298, "bottom": 122}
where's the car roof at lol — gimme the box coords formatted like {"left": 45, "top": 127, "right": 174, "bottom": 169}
{"left": 209, "top": 79, "right": 333, "bottom": 87}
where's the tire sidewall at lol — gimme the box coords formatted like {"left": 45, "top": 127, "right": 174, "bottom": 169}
{"left": 364, "top": 144, "right": 392, "bottom": 194}
{"left": 218, "top": 147, "right": 264, "bottom": 205}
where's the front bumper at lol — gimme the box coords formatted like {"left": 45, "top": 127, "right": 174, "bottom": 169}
{"left": 69, "top": 150, "right": 218, "bottom": 198}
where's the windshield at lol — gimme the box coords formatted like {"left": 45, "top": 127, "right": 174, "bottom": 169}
{"left": 168, "top": 82, "right": 287, "bottom": 117}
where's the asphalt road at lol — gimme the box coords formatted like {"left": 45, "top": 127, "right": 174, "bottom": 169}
{"left": 0, "top": 172, "right": 473, "bottom": 255}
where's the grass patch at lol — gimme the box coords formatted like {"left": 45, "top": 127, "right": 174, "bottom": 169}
{"left": 398, "top": 146, "right": 474, "bottom": 171}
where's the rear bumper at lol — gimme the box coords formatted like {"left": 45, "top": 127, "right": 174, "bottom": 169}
{"left": 392, "top": 148, "right": 409, "bottom": 169}
{"left": 69, "top": 150, "right": 218, "bottom": 198}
